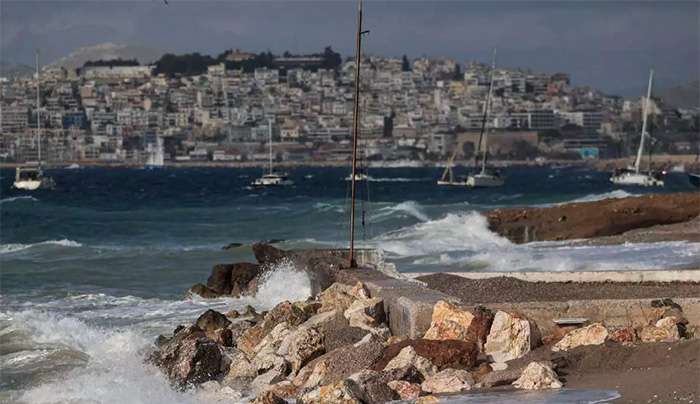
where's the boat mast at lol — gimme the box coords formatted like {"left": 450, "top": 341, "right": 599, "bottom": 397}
{"left": 36, "top": 50, "right": 42, "bottom": 166}
{"left": 634, "top": 69, "right": 653, "bottom": 174}
{"left": 349, "top": 0, "right": 365, "bottom": 268}
{"left": 268, "top": 118, "right": 273, "bottom": 175}
{"left": 480, "top": 49, "right": 497, "bottom": 174}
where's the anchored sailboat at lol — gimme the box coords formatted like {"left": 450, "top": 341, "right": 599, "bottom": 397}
{"left": 610, "top": 69, "right": 664, "bottom": 187}
{"left": 252, "top": 119, "right": 293, "bottom": 186}
{"left": 438, "top": 49, "right": 503, "bottom": 188}
{"left": 14, "top": 50, "right": 55, "bottom": 191}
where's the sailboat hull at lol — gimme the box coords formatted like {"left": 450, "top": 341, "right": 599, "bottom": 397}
{"left": 13, "top": 180, "right": 42, "bottom": 190}
{"left": 466, "top": 173, "right": 505, "bottom": 188}
{"left": 610, "top": 172, "right": 664, "bottom": 187}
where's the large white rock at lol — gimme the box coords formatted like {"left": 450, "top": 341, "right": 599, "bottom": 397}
{"left": 640, "top": 316, "right": 681, "bottom": 343}
{"left": 421, "top": 368, "right": 475, "bottom": 394}
{"left": 484, "top": 311, "right": 541, "bottom": 362}
{"left": 423, "top": 301, "right": 475, "bottom": 341}
{"left": 384, "top": 346, "right": 437, "bottom": 378}
{"left": 552, "top": 323, "right": 608, "bottom": 352}
{"left": 343, "top": 297, "right": 385, "bottom": 330}
{"left": 513, "top": 362, "right": 562, "bottom": 390}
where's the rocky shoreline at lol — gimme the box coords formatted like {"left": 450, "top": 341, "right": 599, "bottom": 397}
{"left": 486, "top": 192, "right": 700, "bottom": 243}
{"left": 144, "top": 242, "right": 699, "bottom": 403}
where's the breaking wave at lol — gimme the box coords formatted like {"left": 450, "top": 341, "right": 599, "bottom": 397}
{"left": 0, "top": 196, "right": 38, "bottom": 204}
{"left": 0, "top": 239, "right": 83, "bottom": 254}
{"left": 372, "top": 201, "right": 429, "bottom": 222}
{"left": 569, "top": 190, "right": 638, "bottom": 203}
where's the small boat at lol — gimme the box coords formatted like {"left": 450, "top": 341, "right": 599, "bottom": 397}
{"left": 252, "top": 172, "right": 293, "bottom": 187}
{"left": 688, "top": 173, "right": 700, "bottom": 188}
{"left": 13, "top": 51, "right": 54, "bottom": 191}
{"left": 610, "top": 69, "right": 664, "bottom": 187}
{"left": 66, "top": 163, "right": 81, "bottom": 169}
{"left": 14, "top": 162, "right": 55, "bottom": 190}
{"left": 252, "top": 119, "right": 293, "bottom": 187}
{"left": 345, "top": 173, "right": 368, "bottom": 181}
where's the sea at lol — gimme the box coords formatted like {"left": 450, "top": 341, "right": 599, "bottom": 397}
{"left": 0, "top": 166, "right": 697, "bottom": 403}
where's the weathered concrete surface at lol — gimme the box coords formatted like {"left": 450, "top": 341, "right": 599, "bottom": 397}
{"left": 335, "top": 269, "right": 459, "bottom": 338}
{"left": 410, "top": 270, "right": 700, "bottom": 283}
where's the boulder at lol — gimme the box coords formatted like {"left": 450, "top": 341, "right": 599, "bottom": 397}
{"left": 251, "top": 390, "right": 287, "bottom": 404}
{"left": 207, "top": 264, "right": 235, "bottom": 295}
{"left": 238, "top": 301, "right": 312, "bottom": 358}
{"left": 252, "top": 243, "right": 289, "bottom": 266}
{"left": 480, "top": 368, "right": 523, "bottom": 388}
{"left": 421, "top": 368, "right": 475, "bottom": 394}
{"left": 225, "top": 310, "right": 240, "bottom": 319}
{"left": 387, "top": 380, "right": 422, "bottom": 400}
{"left": 384, "top": 346, "right": 437, "bottom": 379}
{"left": 230, "top": 262, "right": 263, "bottom": 296}
{"left": 252, "top": 323, "right": 293, "bottom": 373}
{"left": 350, "top": 282, "right": 370, "bottom": 299}
{"left": 196, "top": 309, "right": 231, "bottom": 333}
{"left": 609, "top": 326, "right": 638, "bottom": 344}
{"left": 252, "top": 362, "right": 290, "bottom": 396}
{"left": 223, "top": 349, "right": 257, "bottom": 381}
{"left": 188, "top": 283, "right": 220, "bottom": 299}
{"left": 324, "top": 326, "right": 368, "bottom": 352}
{"left": 294, "top": 333, "right": 385, "bottom": 389}
{"left": 512, "top": 362, "right": 562, "bottom": 390}
{"left": 484, "top": 311, "right": 541, "bottom": 362}
{"left": 423, "top": 301, "right": 493, "bottom": 348}
{"left": 552, "top": 323, "right": 608, "bottom": 352}
{"left": 374, "top": 339, "right": 478, "bottom": 371}
{"left": 640, "top": 317, "right": 681, "bottom": 343}
{"left": 286, "top": 327, "right": 326, "bottom": 374}
{"left": 318, "top": 283, "right": 358, "bottom": 313}
{"left": 347, "top": 370, "right": 398, "bottom": 403}
{"left": 148, "top": 325, "right": 226, "bottom": 387}
{"left": 299, "top": 380, "right": 363, "bottom": 404}
{"left": 343, "top": 297, "right": 386, "bottom": 330}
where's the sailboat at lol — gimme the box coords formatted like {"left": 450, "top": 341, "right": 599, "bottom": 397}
{"left": 145, "top": 136, "right": 165, "bottom": 168}
{"left": 14, "top": 51, "right": 55, "bottom": 191}
{"left": 252, "top": 119, "right": 293, "bottom": 186}
{"left": 610, "top": 69, "right": 664, "bottom": 187}
{"left": 438, "top": 49, "right": 504, "bottom": 188}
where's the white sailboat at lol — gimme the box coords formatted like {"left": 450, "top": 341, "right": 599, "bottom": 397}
{"left": 14, "top": 51, "right": 55, "bottom": 191}
{"left": 610, "top": 69, "right": 664, "bottom": 187}
{"left": 438, "top": 49, "right": 503, "bottom": 188}
{"left": 252, "top": 119, "right": 293, "bottom": 186}
{"left": 145, "top": 136, "right": 165, "bottom": 168}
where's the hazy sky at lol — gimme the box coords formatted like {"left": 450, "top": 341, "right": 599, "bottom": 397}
{"left": 2, "top": 0, "right": 698, "bottom": 94}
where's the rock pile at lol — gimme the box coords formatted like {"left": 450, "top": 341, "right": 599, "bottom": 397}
{"left": 150, "top": 279, "right": 695, "bottom": 403}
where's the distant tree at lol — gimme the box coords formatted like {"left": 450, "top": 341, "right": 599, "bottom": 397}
{"left": 321, "top": 46, "right": 342, "bottom": 70}
{"left": 401, "top": 55, "right": 411, "bottom": 72}
{"left": 83, "top": 58, "right": 140, "bottom": 68}
{"left": 154, "top": 53, "right": 217, "bottom": 77}
{"left": 452, "top": 63, "right": 462, "bottom": 81}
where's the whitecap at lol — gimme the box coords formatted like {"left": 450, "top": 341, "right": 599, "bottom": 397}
{"left": 0, "top": 196, "right": 38, "bottom": 205}
{"left": 0, "top": 239, "right": 83, "bottom": 254}
{"left": 372, "top": 201, "right": 429, "bottom": 222}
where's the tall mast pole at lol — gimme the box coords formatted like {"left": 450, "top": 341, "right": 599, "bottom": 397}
{"left": 348, "top": 0, "right": 364, "bottom": 268}
{"left": 36, "top": 50, "right": 42, "bottom": 165}
{"left": 481, "top": 49, "right": 497, "bottom": 174}
{"left": 268, "top": 118, "right": 273, "bottom": 175}
{"left": 634, "top": 69, "right": 653, "bottom": 174}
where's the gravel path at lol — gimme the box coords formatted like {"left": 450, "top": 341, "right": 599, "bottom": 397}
{"left": 417, "top": 273, "right": 700, "bottom": 303}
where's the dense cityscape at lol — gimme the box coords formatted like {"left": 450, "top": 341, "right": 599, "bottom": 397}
{"left": 1, "top": 47, "right": 698, "bottom": 166}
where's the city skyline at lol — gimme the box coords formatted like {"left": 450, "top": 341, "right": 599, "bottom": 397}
{"left": 2, "top": 0, "right": 698, "bottom": 94}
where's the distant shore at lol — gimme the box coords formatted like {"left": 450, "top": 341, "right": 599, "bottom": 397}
{"left": 1, "top": 154, "right": 698, "bottom": 170}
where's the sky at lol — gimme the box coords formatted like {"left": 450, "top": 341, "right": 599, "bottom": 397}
{"left": 1, "top": 0, "right": 698, "bottom": 94}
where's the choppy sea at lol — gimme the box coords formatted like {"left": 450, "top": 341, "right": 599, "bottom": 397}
{"left": 1, "top": 166, "right": 696, "bottom": 403}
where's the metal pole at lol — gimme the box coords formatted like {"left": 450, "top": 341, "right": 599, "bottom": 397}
{"left": 349, "top": 0, "right": 363, "bottom": 268}
{"left": 36, "top": 50, "right": 41, "bottom": 165}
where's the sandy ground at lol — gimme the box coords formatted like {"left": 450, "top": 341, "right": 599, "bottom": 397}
{"left": 417, "top": 274, "right": 700, "bottom": 303}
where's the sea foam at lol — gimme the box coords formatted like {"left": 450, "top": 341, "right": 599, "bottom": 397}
{"left": 0, "top": 239, "right": 83, "bottom": 254}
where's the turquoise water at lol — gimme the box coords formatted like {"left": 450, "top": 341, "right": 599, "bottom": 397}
{"left": 0, "top": 166, "right": 696, "bottom": 403}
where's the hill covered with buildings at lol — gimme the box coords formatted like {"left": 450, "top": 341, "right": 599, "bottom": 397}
{"left": 1, "top": 46, "right": 697, "bottom": 165}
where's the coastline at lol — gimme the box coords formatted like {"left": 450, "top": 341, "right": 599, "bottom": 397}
{"left": 1, "top": 153, "right": 698, "bottom": 170}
